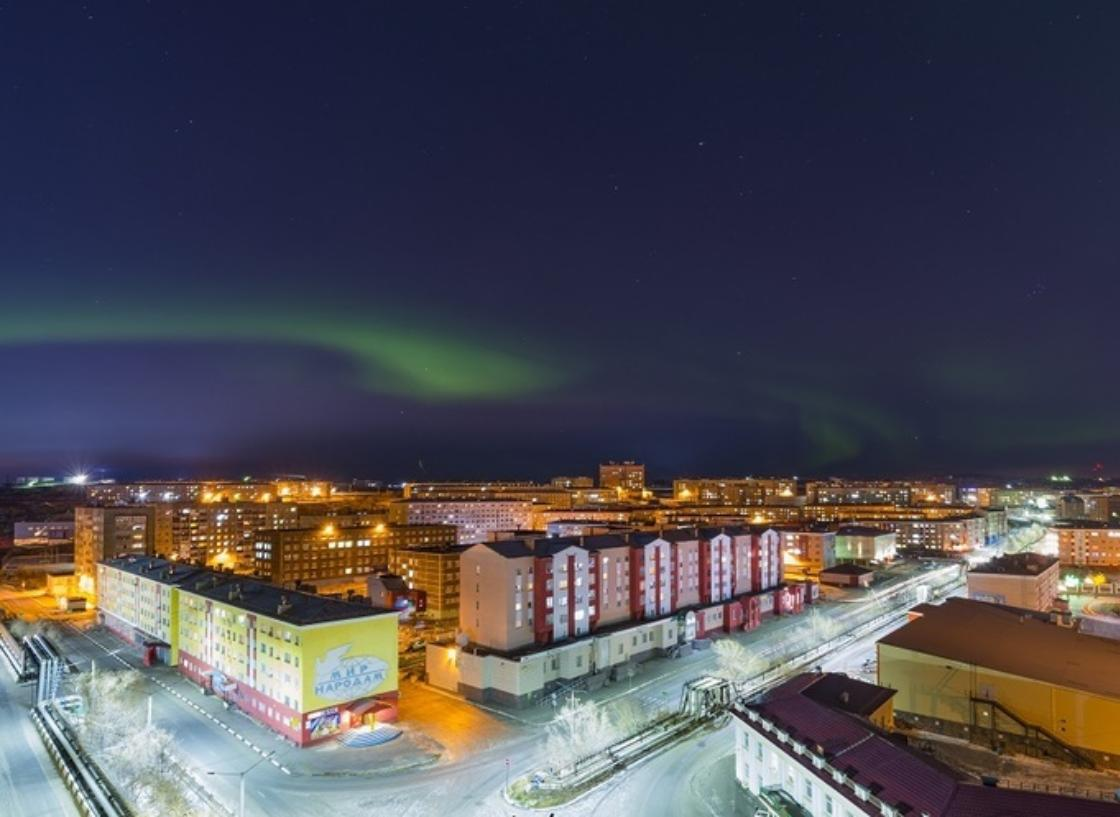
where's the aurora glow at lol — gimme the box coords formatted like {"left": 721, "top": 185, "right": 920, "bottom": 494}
{"left": 0, "top": 304, "right": 557, "bottom": 400}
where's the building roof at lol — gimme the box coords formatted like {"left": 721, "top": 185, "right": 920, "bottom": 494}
{"left": 101, "top": 556, "right": 394, "bottom": 625}
{"left": 736, "top": 672, "right": 1120, "bottom": 817}
{"left": 820, "top": 563, "right": 875, "bottom": 576}
{"left": 968, "top": 552, "right": 1058, "bottom": 576}
{"left": 879, "top": 597, "right": 1120, "bottom": 699}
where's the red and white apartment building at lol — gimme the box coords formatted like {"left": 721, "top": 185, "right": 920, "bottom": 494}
{"left": 431, "top": 526, "right": 807, "bottom": 705}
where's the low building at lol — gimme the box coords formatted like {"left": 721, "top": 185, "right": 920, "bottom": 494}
{"left": 834, "top": 526, "right": 896, "bottom": 562}
{"left": 819, "top": 563, "right": 874, "bottom": 588}
{"left": 1054, "top": 522, "right": 1120, "bottom": 567}
{"left": 967, "top": 553, "right": 1060, "bottom": 611}
{"left": 878, "top": 597, "right": 1120, "bottom": 768}
{"left": 733, "top": 671, "right": 1120, "bottom": 817}
{"left": 253, "top": 523, "right": 456, "bottom": 585}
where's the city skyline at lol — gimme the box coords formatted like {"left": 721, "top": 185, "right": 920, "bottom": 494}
{"left": 3, "top": 4, "right": 1119, "bottom": 478}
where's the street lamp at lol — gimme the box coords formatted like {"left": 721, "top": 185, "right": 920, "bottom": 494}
{"left": 207, "top": 751, "right": 276, "bottom": 817}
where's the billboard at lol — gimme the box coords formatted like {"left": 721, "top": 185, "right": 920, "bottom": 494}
{"left": 300, "top": 613, "right": 398, "bottom": 712}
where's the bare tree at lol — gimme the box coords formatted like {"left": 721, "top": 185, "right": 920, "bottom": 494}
{"left": 546, "top": 694, "right": 619, "bottom": 773}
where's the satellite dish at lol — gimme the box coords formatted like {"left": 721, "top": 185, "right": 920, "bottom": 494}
{"left": 455, "top": 632, "right": 469, "bottom": 648}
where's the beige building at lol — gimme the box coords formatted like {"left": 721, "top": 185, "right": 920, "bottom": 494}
{"left": 1054, "top": 522, "right": 1120, "bottom": 567}
{"left": 155, "top": 502, "right": 303, "bottom": 569}
{"left": 253, "top": 523, "right": 456, "bottom": 585}
{"left": 74, "top": 506, "right": 156, "bottom": 595}
{"left": 388, "top": 499, "right": 536, "bottom": 544}
{"left": 967, "top": 553, "right": 1060, "bottom": 612}
{"left": 879, "top": 597, "right": 1120, "bottom": 768}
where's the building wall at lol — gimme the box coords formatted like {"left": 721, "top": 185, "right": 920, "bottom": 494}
{"left": 734, "top": 715, "right": 868, "bottom": 817}
{"left": 780, "top": 531, "right": 837, "bottom": 574}
{"left": 1056, "top": 526, "right": 1120, "bottom": 567}
{"left": 177, "top": 591, "right": 397, "bottom": 746}
{"left": 592, "top": 544, "right": 632, "bottom": 627}
{"left": 388, "top": 500, "right": 535, "bottom": 544}
{"left": 460, "top": 545, "right": 530, "bottom": 652}
{"left": 75, "top": 507, "right": 155, "bottom": 594}
{"left": 878, "top": 642, "right": 1120, "bottom": 760}
{"left": 834, "top": 533, "right": 896, "bottom": 561}
{"left": 387, "top": 547, "right": 461, "bottom": 620}
{"left": 966, "top": 566, "right": 1059, "bottom": 612}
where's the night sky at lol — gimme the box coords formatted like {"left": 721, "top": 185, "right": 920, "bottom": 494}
{"left": 2, "top": 3, "right": 1118, "bottom": 481}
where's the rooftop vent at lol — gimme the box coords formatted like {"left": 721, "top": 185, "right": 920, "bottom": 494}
{"left": 277, "top": 594, "right": 293, "bottom": 615}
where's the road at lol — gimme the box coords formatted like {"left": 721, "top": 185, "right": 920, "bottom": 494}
{"left": 0, "top": 661, "right": 80, "bottom": 817}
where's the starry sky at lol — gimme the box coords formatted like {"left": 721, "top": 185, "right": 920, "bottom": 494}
{"left": 1, "top": 2, "right": 1118, "bottom": 481}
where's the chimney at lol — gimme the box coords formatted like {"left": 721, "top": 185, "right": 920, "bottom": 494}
{"left": 277, "top": 594, "right": 293, "bottom": 615}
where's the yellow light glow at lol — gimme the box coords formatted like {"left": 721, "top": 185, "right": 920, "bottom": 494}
{"left": 679, "top": 487, "right": 692, "bottom": 500}
{"left": 374, "top": 523, "right": 386, "bottom": 534}
{"left": 322, "top": 523, "right": 337, "bottom": 537}
{"left": 447, "top": 648, "right": 457, "bottom": 662}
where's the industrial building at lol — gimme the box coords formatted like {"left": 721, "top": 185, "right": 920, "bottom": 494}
{"left": 878, "top": 597, "right": 1120, "bottom": 768}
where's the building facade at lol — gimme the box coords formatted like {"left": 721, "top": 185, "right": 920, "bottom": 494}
{"left": 598, "top": 461, "right": 645, "bottom": 495}
{"left": 253, "top": 523, "right": 456, "bottom": 585}
{"left": 834, "top": 526, "right": 897, "bottom": 562}
{"left": 777, "top": 527, "right": 837, "bottom": 576}
{"left": 96, "top": 556, "right": 399, "bottom": 746}
{"left": 966, "top": 553, "right": 1060, "bottom": 611}
{"left": 387, "top": 545, "right": 464, "bottom": 621}
{"left": 1054, "top": 522, "right": 1120, "bottom": 567}
{"left": 387, "top": 499, "right": 535, "bottom": 544}
{"left": 673, "top": 478, "right": 797, "bottom": 506}
{"left": 74, "top": 506, "right": 156, "bottom": 594}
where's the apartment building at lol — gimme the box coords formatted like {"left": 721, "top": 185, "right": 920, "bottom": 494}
{"left": 387, "top": 499, "right": 536, "bottom": 544}
{"left": 387, "top": 545, "right": 465, "bottom": 621}
{"left": 402, "top": 481, "right": 575, "bottom": 509}
{"left": 673, "top": 478, "right": 798, "bottom": 506}
{"left": 887, "top": 514, "right": 986, "bottom": 553}
{"left": 806, "top": 480, "right": 956, "bottom": 506}
{"left": 253, "top": 523, "right": 456, "bottom": 585}
{"left": 1054, "top": 522, "right": 1120, "bottom": 567}
{"left": 458, "top": 526, "right": 784, "bottom": 653}
{"left": 598, "top": 461, "right": 645, "bottom": 494}
{"left": 74, "top": 506, "right": 156, "bottom": 594}
{"left": 156, "top": 502, "right": 303, "bottom": 569}
{"left": 777, "top": 527, "right": 837, "bottom": 576}
{"left": 96, "top": 557, "right": 206, "bottom": 664}
{"left": 85, "top": 479, "right": 333, "bottom": 506}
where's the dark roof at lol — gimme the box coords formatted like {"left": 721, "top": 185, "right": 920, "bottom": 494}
{"left": 101, "top": 556, "right": 394, "bottom": 626}
{"left": 968, "top": 552, "right": 1058, "bottom": 576}
{"left": 800, "top": 673, "right": 896, "bottom": 717}
{"left": 737, "top": 672, "right": 1120, "bottom": 817}
{"left": 100, "top": 556, "right": 207, "bottom": 585}
{"left": 880, "top": 597, "right": 1120, "bottom": 699}
{"left": 820, "top": 563, "right": 874, "bottom": 576}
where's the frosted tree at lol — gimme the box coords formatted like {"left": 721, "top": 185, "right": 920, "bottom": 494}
{"left": 712, "top": 638, "right": 766, "bottom": 687}
{"left": 545, "top": 694, "right": 619, "bottom": 773}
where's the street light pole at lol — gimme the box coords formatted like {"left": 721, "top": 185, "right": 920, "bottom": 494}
{"left": 207, "top": 750, "right": 275, "bottom": 817}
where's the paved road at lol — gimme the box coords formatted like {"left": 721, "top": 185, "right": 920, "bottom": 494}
{"left": 0, "top": 664, "right": 79, "bottom": 817}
